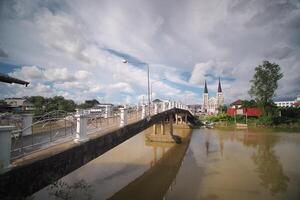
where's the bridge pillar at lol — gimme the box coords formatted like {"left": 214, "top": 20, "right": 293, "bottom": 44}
{"left": 74, "top": 112, "right": 89, "bottom": 143}
{"left": 120, "top": 108, "right": 128, "bottom": 127}
{"left": 141, "top": 105, "right": 146, "bottom": 119}
{"left": 152, "top": 124, "right": 157, "bottom": 135}
{"left": 169, "top": 115, "right": 173, "bottom": 135}
{"left": 0, "top": 126, "right": 14, "bottom": 173}
{"left": 160, "top": 122, "right": 165, "bottom": 135}
{"left": 21, "top": 113, "right": 33, "bottom": 136}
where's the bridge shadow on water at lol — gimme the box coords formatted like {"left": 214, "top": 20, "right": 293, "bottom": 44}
{"left": 107, "top": 129, "right": 193, "bottom": 200}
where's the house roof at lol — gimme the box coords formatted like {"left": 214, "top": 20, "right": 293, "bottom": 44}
{"left": 230, "top": 99, "right": 243, "bottom": 106}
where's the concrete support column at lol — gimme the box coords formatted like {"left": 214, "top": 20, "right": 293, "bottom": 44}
{"left": 154, "top": 103, "right": 158, "bottom": 114}
{"left": 169, "top": 115, "right": 173, "bottom": 135}
{"left": 22, "top": 114, "right": 33, "bottom": 136}
{"left": 161, "top": 122, "right": 165, "bottom": 135}
{"left": 0, "top": 126, "right": 14, "bottom": 173}
{"left": 141, "top": 105, "right": 146, "bottom": 119}
{"left": 152, "top": 124, "right": 157, "bottom": 135}
{"left": 120, "top": 108, "right": 128, "bottom": 127}
{"left": 74, "top": 112, "right": 89, "bottom": 143}
{"left": 175, "top": 114, "right": 178, "bottom": 124}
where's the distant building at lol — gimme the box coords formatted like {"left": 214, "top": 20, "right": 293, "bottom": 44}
{"left": 230, "top": 99, "right": 243, "bottom": 109}
{"left": 227, "top": 99, "right": 262, "bottom": 117}
{"left": 274, "top": 96, "right": 299, "bottom": 107}
{"left": 89, "top": 103, "right": 114, "bottom": 114}
{"left": 202, "top": 78, "right": 224, "bottom": 114}
{"left": 4, "top": 98, "right": 34, "bottom": 111}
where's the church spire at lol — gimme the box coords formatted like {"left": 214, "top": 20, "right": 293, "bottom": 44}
{"left": 218, "top": 77, "right": 222, "bottom": 93}
{"left": 204, "top": 80, "right": 208, "bottom": 93}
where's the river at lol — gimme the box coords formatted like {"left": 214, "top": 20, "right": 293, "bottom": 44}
{"left": 31, "top": 127, "right": 300, "bottom": 200}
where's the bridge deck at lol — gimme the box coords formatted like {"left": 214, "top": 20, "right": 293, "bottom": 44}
{"left": 0, "top": 108, "right": 197, "bottom": 199}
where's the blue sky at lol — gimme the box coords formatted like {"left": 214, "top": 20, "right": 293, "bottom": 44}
{"left": 0, "top": 0, "right": 299, "bottom": 104}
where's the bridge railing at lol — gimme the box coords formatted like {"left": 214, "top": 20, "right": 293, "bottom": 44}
{"left": 0, "top": 101, "right": 190, "bottom": 170}
{"left": 9, "top": 110, "right": 76, "bottom": 160}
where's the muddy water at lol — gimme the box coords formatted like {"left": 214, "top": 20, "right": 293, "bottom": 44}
{"left": 166, "top": 129, "right": 300, "bottom": 200}
{"left": 31, "top": 128, "right": 300, "bottom": 200}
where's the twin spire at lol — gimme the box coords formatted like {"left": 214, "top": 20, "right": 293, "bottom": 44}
{"left": 204, "top": 77, "right": 222, "bottom": 93}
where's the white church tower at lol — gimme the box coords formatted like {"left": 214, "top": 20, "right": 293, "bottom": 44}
{"left": 217, "top": 77, "right": 224, "bottom": 107}
{"left": 202, "top": 80, "right": 209, "bottom": 113}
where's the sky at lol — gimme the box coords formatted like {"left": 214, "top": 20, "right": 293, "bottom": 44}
{"left": 0, "top": 0, "right": 299, "bottom": 105}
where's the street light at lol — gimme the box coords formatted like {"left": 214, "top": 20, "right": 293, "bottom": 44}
{"left": 123, "top": 59, "right": 151, "bottom": 118}
{"left": 150, "top": 78, "right": 166, "bottom": 102}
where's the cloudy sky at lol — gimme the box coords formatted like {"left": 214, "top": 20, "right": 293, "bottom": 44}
{"left": 0, "top": 0, "right": 299, "bottom": 104}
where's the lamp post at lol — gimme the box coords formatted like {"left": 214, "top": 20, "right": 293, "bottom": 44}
{"left": 150, "top": 78, "right": 166, "bottom": 102}
{"left": 123, "top": 60, "right": 151, "bottom": 118}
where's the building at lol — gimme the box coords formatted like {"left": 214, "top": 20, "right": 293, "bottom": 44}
{"left": 274, "top": 96, "right": 299, "bottom": 107}
{"left": 89, "top": 103, "right": 114, "bottom": 116}
{"left": 202, "top": 78, "right": 224, "bottom": 114}
{"left": 4, "top": 98, "right": 34, "bottom": 111}
{"left": 230, "top": 99, "right": 243, "bottom": 109}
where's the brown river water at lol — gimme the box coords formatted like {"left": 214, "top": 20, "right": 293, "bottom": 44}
{"left": 31, "top": 127, "right": 300, "bottom": 200}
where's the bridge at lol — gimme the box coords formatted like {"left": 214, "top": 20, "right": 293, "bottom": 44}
{"left": 0, "top": 102, "right": 200, "bottom": 199}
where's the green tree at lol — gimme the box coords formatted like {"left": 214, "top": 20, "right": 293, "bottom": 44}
{"left": 242, "top": 99, "right": 257, "bottom": 108}
{"left": 249, "top": 61, "right": 283, "bottom": 111}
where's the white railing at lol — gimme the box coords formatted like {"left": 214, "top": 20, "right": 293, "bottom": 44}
{"left": 0, "top": 101, "right": 189, "bottom": 168}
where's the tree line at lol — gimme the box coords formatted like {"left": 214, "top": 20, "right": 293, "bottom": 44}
{"left": 25, "top": 96, "right": 100, "bottom": 116}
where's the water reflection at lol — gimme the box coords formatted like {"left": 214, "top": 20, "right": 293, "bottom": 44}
{"left": 247, "top": 133, "right": 290, "bottom": 195}
{"left": 222, "top": 130, "right": 290, "bottom": 195}
{"left": 167, "top": 129, "right": 300, "bottom": 200}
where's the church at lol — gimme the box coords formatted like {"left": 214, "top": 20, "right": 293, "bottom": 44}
{"left": 202, "top": 78, "right": 224, "bottom": 114}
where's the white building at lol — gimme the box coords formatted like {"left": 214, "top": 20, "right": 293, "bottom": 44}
{"left": 202, "top": 78, "right": 224, "bottom": 114}
{"left": 274, "top": 96, "right": 300, "bottom": 107}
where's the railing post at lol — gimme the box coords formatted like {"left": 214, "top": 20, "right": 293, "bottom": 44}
{"left": 141, "top": 105, "right": 146, "bottom": 119}
{"left": 104, "top": 105, "right": 112, "bottom": 118}
{"left": 162, "top": 102, "right": 166, "bottom": 112}
{"left": 154, "top": 103, "right": 158, "bottom": 114}
{"left": 120, "top": 107, "right": 128, "bottom": 127}
{"left": 21, "top": 113, "right": 33, "bottom": 136}
{"left": 168, "top": 101, "right": 172, "bottom": 110}
{"left": 0, "top": 126, "right": 14, "bottom": 173}
{"left": 74, "top": 110, "right": 89, "bottom": 143}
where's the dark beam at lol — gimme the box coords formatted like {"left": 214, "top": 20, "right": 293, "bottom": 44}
{"left": 0, "top": 73, "right": 29, "bottom": 87}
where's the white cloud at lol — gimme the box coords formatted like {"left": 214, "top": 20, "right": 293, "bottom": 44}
{"left": 1, "top": 0, "right": 299, "bottom": 104}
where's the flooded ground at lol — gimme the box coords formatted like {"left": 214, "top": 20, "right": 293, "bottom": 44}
{"left": 31, "top": 128, "right": 300, "bottom": 200}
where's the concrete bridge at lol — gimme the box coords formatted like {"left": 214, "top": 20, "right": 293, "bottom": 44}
{"left": 0, "top": 103, "right": 200, "bottom": 199}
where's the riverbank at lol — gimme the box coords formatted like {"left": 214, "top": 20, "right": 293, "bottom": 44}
{"left": 201, "top": 113, "right": 300, "bottom": 131}
{"left": 213, "top": 122, "right": 300, "bottom": 133}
